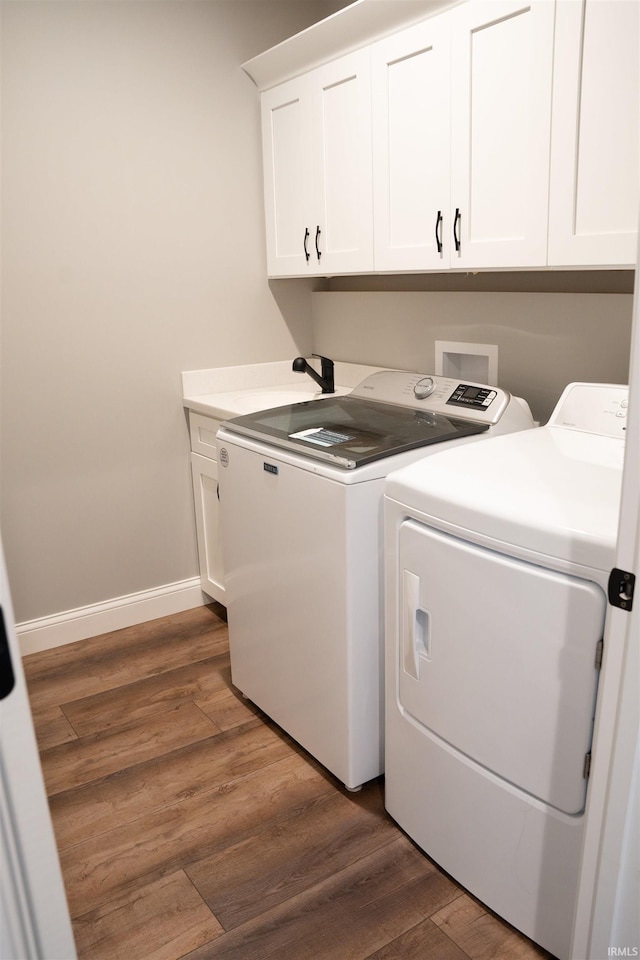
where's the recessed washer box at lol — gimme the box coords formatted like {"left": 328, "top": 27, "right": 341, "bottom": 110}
{"left": 435, "top": 341, "right": 498, "bottom": 385}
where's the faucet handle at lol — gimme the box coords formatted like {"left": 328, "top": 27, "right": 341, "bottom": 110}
{"left": 312, "top": 354, "right": 335, "bottom": 392}
{"left": 312, "top": 353, "right": 334, "bottom": 370}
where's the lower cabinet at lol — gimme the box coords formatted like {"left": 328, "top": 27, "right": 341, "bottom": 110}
{"left": 189, "top": 413, "right": 225, "bottom": 605}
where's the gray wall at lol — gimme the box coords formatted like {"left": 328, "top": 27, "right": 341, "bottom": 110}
{"left": 311, "top": 290, "right": 634, "bottom": 423}
{"left": 0, "top": 0, "right": 332, "bottom": 623}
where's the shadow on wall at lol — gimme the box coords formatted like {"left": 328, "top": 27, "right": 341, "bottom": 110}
{"left": 269, "top": 277, "right": 330, "bottom": 357}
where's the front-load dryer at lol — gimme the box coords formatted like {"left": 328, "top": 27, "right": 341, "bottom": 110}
{"left": 383, "top": 382, "right": 628, "bottom": 960}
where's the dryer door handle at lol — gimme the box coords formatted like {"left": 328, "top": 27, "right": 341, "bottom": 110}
{"left": 402, "top": 570, "right": 431, "bottom": 680}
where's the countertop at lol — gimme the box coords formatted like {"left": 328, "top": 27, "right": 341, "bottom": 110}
{"left": 182, "top": 360, "right": 390, "bottom": 420}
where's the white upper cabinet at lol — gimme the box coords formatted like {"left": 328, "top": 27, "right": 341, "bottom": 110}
{"left": 261, "top": 50, "right": 373, "bottom": 277}
{"left": 449, "top": 0, "right": 555, "bottom": 269}
{"left": 548, "top": 0, "right": 640, "bottom": 267}
{"left": 372, "top": 17, "right": 452, "bottom": 271}
{"left": 261, "top": 77, "right": 313, "bottom": 277}
{"left": 258, "top": 0, "right": 638, "bottom": 276}
{"left": 373, "top": 1, "right": 555, "bottom": 272}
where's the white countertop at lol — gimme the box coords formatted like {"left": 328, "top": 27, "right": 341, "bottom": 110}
{"left": 182, "top": 360, "right": 392, "bottom": 419}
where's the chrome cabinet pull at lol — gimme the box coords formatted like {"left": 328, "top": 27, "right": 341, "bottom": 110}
{"left": 315, "top": 225, "right": 322, "bottom": 261}
{"left": 303, "top": 227, "right": 310, "bottom": 262}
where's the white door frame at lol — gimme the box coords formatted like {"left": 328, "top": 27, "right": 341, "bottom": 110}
{"left": 571, "top": 220, "right": 640, "bottom": 958}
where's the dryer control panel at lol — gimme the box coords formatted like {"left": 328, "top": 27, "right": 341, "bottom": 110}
{"left": 549, "top": 382, "right": 629, "bottom": 438}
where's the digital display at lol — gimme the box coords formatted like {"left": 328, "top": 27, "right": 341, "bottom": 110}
{"left": 447, "top": 384, "right": 496, "bottom": 409}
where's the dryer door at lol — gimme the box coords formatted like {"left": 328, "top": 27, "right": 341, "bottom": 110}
{"left": 397, "top": 520, "right": 606, "bottom": 815}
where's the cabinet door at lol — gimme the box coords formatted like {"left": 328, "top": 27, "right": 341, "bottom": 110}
{"left": 449, "top": 0, "right": 554, "bottom": 269}
{"left": 311, "top": 50, "right": 374, "bottom": 275}
{"left": 372, "top": 17, "right": 451, "bottom": 271}
{"left": 548, "top": 0, "right": 639, "bottom": 267}
{"left": 191, "top": 452, "right": 225, "bottom": 605}
{"left": 261, "top": 75, "right": 314, "bottom": 277}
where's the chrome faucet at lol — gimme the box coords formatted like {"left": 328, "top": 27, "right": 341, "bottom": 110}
{"left": 292, "top": 354, "right": 335, "bottom": 394}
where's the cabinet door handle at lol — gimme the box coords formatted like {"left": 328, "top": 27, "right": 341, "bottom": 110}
{"left": 435, "top": 210, "right": 443, "bottom": 254}
{"left": 453, "top": 207, "right": 461, "bottom": 252}
{"left": 315, "top": 225, "right": 322, "bottom": 261}
{"left": 303, "top": 227, "right": 310, "bottom": 262}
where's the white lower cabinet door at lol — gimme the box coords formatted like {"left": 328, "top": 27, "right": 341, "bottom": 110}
{"left": 449, "top": 0, "right": 554, "bottom": 269}
{"left": 191, "top": 452, "right": 225, "bottom": 604}
{"left": 372, "top": 16, "right": 451, "bottom": 271}
{"left": 548, "top": 0, "right": 639, "bottom": 267}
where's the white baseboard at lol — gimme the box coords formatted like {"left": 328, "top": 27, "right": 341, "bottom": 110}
{"left": 16, "top": 577, "right": 206, "bottom": 657}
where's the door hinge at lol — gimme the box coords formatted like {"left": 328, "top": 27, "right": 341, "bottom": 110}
{"left": 608, "top": 568, "right": 635, "bottom": 611}
{"left": 595, "top": 638, "right": 604, "bottom": 669}
{"left": 583, "top": 752, "right": 592, "bottom": 780}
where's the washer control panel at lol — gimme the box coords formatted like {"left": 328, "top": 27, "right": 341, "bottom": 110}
{"left": 446, "top": 383, "right": 498, "bottom": 409}
{"left": 351, "top": 371, "right": 512, "bottom": 424}
{"left": 413, "top": 377, "right": 436, "bottom": 400}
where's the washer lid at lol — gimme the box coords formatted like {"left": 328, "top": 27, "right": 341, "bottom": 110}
{"left": 385, "top": 425, "right": 625, "bottom": 571}
{"left": 222, "top": 395, "right": 488, "bottom": 469}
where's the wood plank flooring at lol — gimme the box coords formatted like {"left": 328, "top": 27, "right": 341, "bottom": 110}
{"left": 23, "top": 604, "right": 554, "bottom": 960}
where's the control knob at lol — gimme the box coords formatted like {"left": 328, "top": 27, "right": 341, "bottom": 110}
{"left": 414, "top": 377, "right": 435, "bottom": 400}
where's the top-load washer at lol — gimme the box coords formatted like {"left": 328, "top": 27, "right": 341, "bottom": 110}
{"left": 217, "top": 370, "right": 534, "bottom": 791}
{"left": 383, "top": 382, "right": 628, "bottom": 959}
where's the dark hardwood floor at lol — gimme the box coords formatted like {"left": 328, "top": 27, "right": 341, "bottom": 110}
{"left": 23, "top": 604, "right": 553, "bottom": 960}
